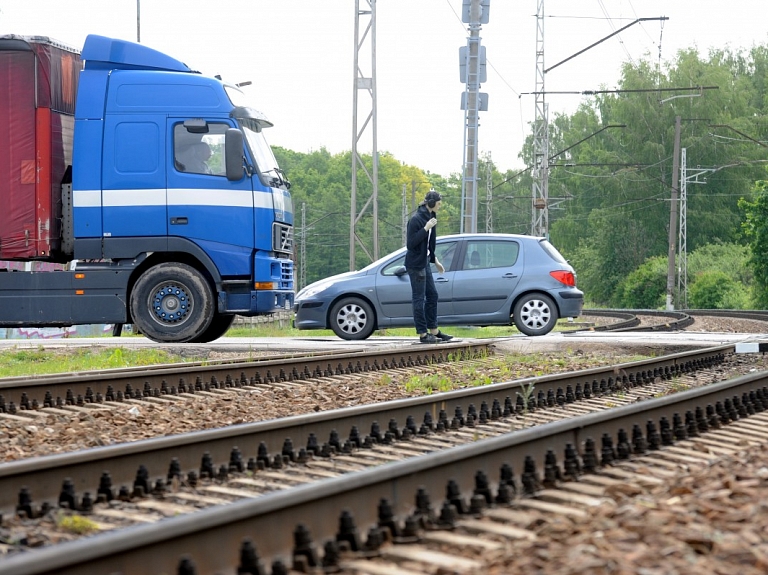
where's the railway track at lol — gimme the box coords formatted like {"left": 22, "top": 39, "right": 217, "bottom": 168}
{"left": 2, "top": 342, "right": 768, "bottom": 574}
{"left": 0, "top": 310, "right": 768, "bottom": 575}
{"left": 0, "top": 341, "right": 492, "bottom": 417}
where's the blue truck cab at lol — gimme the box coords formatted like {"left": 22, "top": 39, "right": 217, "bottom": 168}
{"left": 0, "top": 35, "right": 294, "bottom": 343}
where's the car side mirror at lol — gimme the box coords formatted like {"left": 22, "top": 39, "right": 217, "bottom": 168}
{"left": 393, "top": 266, "right": 407, "bottom": 277}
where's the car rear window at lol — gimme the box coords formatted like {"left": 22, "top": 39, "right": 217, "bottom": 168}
{"left": 539, "top": 239, "right": 568, "bottom": 264}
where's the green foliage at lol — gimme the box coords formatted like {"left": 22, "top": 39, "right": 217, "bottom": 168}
{"left": 614, "top": 255, "right": 667, "bottom": 308}
{"left": 739, "top": 179, "right": 768, "bottom": 307}
{"left": 688, "top": 270, "right": 749, "bottom": 309}
{"left": 541, "top": 45, "right": 768, "bottom": 305}
{"left": 271, "top": 43, "right": 768, "bottom": 304}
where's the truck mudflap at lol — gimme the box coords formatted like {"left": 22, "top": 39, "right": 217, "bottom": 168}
{"left": 217, "top": 290, "right": 294, "bottom": 315}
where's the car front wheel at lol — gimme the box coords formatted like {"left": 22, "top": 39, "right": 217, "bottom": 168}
{"left": 513, "top": 293, "right": 557, "bottom": 336}
{"left": 329, "top": 297, "right": 375, "bottom": 340}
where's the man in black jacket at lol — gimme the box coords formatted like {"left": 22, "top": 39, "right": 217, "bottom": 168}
{"left": 405, "top": 190, "right": 453, "bottom": 344}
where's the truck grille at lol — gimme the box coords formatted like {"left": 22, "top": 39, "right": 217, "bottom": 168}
{"left": 273, "top": 223, "right": 293, "bottom": 255}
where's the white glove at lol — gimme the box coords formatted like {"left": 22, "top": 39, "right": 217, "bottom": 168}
{"left": 424, "top": 218, "right": 437, "bottom": 231}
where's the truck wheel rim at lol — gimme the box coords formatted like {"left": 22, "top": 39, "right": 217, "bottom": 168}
{"left": 151, "top": 283, "right": 191, "bottom": 324}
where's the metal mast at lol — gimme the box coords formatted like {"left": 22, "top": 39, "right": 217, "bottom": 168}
{"left": 531, "top": 0, "right": 548, "bottom": 237}
{"left": 485, "top": 153, "right": 493, "bottom": 232}
{"left": 677, "top": 148, "right": 716, "bottom": 308}
{"left": 401, "top": 183, "right": 407, "bottom": 245}
{"left": 299, "top": 202, "right": 307, "bottom": 289}
{"left": 678, "top": 148, "right": 687, "bottom": 309}
{"left": 350, "top": 0, "right": 379, "bottom": 270}
{"left": 665, "top": 116, "right": 682, "bottom": 310}
{"left": 459, "top": 0, "right": 489, "bottom": 234}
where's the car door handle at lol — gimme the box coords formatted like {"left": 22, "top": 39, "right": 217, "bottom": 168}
{"left": 502, "top": 273, "right": 518, "bottom": 279}
{"left": 170, "top": 217, "right": 188, "bottom": 225}
{"left": 435, "top": 277, "right": 449, "bottom": 282}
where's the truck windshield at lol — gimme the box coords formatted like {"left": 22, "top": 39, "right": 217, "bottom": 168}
{"left": 240, "top": 121, "right": 290, "bottom": 191}
{"left": 240, "top": 120, "right": 293, "bottom": 220}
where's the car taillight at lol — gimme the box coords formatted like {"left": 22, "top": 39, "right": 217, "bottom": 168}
{"left": 550, "top": 270, "right": 575, "bottom": 287}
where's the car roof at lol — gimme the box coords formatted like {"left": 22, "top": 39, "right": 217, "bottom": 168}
{"left": 437, "top": 233, "right": 543, "bottom": 242}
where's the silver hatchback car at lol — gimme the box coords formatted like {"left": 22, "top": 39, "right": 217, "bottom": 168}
{"left": 293, "top": 233, "right": 584, "bottom": 340}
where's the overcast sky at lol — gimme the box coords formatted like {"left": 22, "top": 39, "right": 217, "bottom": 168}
{"left": 2, "top": 0, "right": 767, "bottom": 177}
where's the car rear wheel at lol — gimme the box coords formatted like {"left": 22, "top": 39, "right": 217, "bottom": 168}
{"left": 513, "top": 293, "right": 557, "bottom": 336}
{"left": 329, "top": 297, "right": 375, "bottom": 340}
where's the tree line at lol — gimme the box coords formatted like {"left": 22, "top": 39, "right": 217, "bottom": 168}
{"left": 275, "top": 42, "right": 768, "bottom": 309}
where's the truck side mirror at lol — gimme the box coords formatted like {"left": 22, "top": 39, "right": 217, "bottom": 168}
{"left": 225, "top": 128, "right": 245, "bottom": 181}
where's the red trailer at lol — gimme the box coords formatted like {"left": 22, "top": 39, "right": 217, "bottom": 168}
{"left": 0, "top": 35, "right": 81, "bottom": 260}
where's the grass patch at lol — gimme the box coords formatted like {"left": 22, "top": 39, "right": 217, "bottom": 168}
{"left": 0, "top": 346, "right": 205, "bottom": 378}
{"left": 56, "top": 513, "right": 100, "bottom": 535}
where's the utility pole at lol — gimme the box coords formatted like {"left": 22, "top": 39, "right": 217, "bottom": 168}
{"left": 300, "top": 202, "right": 307, "bottom": 289}
{"left": 459, "top": 0, "right": 489, "bottom": 233}
{"left": 677, "top": 148, "right": 717, "bottom": 308}
{"left": 350, "top": 0, "right": 379, "bottom": 270}
{"left": 665, "top": 115, "right": 681, "bottom": 310}
{"left": 678, "top": 148, "right": 687, "bottom": 309}
{"left": 531, "top": 0, "right": 548, "bottom": 237}
{"left": 401, "top": 183, "right": 407, "bottom": 245}
{"left": 485, "top": 153, "right": 493, "bottom": 233}
{"left": 136, "top": 0, "right": 141, "bottom": 42}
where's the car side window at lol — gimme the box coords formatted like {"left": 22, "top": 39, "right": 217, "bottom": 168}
{"left": 381, "top": 256, "right": 406, "bottom": 276}
{"left": 432, "top": 241, "right": 457, "bottom": 271}
{"left": 463, "top": 240, "right": 519, "bottom": 270}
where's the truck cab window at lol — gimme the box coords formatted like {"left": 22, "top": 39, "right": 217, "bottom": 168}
{"left": 174, "top": 123, "right": 227, "bottom": 175}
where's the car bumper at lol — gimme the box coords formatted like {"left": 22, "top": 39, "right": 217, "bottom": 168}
{"left": 293, "top": 300, "right": 329, "bottom": 330}
{"left": 557, "top": 289, "right": 584, "bottom": 317}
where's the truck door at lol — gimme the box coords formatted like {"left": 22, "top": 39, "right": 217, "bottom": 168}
{"left": 166, "top": 120, "right": 255, "bottom": 277}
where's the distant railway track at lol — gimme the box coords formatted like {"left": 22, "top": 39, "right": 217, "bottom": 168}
{"left": 575, "top": 308, "right": 694, "bottom": 331}
{"left": 577, "top": 308, "right": 768, "bottom": 332}
{"left": 3, "top": 343, "right": 768, "bottom": 574}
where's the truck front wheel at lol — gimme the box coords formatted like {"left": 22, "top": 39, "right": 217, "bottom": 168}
{"left": 130, "top": 263, "right": 215, "bottom": 343}
{"left": 189, "top": 313, "right": 236, "bottom": 343}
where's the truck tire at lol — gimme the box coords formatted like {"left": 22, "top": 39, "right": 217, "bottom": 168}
{"left": 130, "top": 263, "right": 215, "bottom": 343}
{"left": 513, "top": 292, "right": 557, "bottom": 336}
{"left": 329, "top": 297, "right": 375, "bottom": 340}
{"left": 190, "top": 313, "right": 236, "bottom": 343}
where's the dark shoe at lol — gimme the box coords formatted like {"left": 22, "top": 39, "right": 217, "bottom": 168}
{"left": 419, "top": 333, "right": 440, "bottom": 344}
{"left": 434, "top": 330, "right": 454, "bottom": 342}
